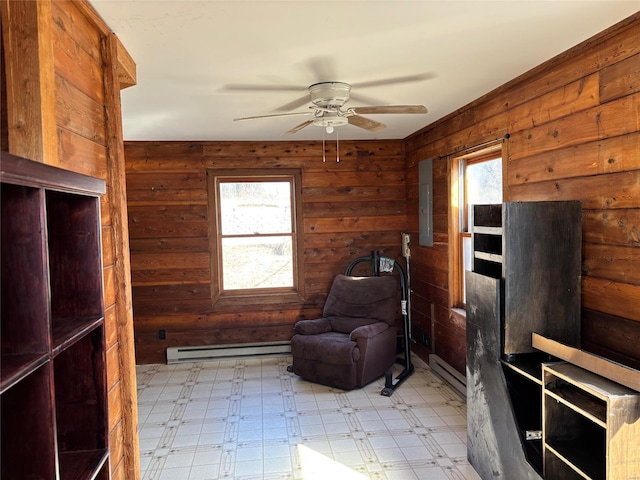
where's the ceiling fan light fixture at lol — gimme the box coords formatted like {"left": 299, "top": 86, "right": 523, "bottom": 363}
{"left": 312, "top": 112, "right": 348, "bottom": 131}
{"left": 309, "top": 82, "right": 351, "bottom": 108}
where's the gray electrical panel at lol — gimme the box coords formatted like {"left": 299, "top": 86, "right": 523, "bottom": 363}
{"left": 419, "top": 158, "right": 433, "bottom": 246}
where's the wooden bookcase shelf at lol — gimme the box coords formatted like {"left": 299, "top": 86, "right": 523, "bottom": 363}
{"left": 0, "top": 152, "right": 109, "bottom": 480}
{"left": 543, "top": 363, "right": 640, "bottom": 479}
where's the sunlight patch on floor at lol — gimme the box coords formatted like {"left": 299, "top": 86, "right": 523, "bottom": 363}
{"left": 298, "top": 444, "right": 368, "bottom": 479}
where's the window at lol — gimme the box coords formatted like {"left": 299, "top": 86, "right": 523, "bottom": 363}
{"left": 208, "top": 169, "right": 304, "bottom": 303}
{"left": 450, "top": 144, "right": 503, "bottom": 308}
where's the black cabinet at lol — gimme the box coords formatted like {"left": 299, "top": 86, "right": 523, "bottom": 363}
{"left": 467, "top": 201, "right": 582, "bottom": 479}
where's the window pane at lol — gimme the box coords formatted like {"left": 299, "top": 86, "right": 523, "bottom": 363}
{"left": 466, "top": 158, "right": 502, "bottom": 232}
{"left": 221, "top": 236, "right": 293, "bottom": 289}
{"left": 462, "top": 235, "right": 473, "bottom": 304}
{"left": 220, "top": 182, "right": 292, "bottom": 235}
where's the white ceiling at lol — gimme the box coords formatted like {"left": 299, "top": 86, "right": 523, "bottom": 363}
{"left": 91, "top": 1, "right": 639, "bottom": 142}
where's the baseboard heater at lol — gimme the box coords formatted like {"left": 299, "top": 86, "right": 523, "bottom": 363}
{"left": 167, "top": 341, "right": 291, "bottom": 364}
{"left": 429, "top": 354, "right": 467, "bottom": 397}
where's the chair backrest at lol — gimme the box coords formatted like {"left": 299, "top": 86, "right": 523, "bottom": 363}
{"left": 323, "top": 274, "right": 397, "bottom": 325}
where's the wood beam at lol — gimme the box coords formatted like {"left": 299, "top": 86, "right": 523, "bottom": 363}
{"left": 102, "top": 32, "right": 140, "bottom": 480}
{"left": 1, "top": 0, "right": 58, "bottom": 164}
{"left": 115, "top": 35, "right": 136, "bottom": 89}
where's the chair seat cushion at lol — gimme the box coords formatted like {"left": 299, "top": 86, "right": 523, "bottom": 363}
{"left": 291, "top": 332, "right": 360, "bottom": 364}
{"left": 327, "top": 316, "right": 377, "bottom": 334}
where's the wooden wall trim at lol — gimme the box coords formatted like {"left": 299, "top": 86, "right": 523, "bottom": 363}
{"left": 102, "top": 32, "right": 140, "bottom": 480}
{"left": 0, "top": 0, "right": 58, "bottom": 164}
{"left": 114, "top": 35, "right": 137, "bottom": 89}
{"left": 73, "top": 0, "right": 137, "bottom": 89}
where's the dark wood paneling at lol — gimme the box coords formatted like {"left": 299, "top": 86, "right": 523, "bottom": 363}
{"left": 125, "top": 140, "right": 407, "bottom": 364}
{"left": 582, "top": 308, "right": 640, "bottom": 369}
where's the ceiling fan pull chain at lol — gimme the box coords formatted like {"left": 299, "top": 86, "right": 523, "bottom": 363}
{"left": 336, "top": 130, "right": 340, "bottom": 163}
{"left": 322, "top": 130, "right": 326, "bottom": 162}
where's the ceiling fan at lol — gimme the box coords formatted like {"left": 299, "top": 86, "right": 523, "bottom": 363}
{"left": 233, "top": 81, "right": 428, "bottom": 135}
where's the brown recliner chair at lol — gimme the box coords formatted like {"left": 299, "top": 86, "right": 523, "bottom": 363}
{"left": 290, "top": 274, "right": 398, "bottom": 390}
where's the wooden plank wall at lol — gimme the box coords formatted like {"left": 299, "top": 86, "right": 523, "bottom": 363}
{"left": 404, "top": 13, "right": 640, "bottom": 374}
{"left": 1, "top": 1, "right": 140, "bottom": 478}
{"left": 125, "top": 141, "right": 408, "bottom": 364}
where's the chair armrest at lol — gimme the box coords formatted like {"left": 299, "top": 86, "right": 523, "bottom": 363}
{"left": 350, "top": 322, "right": 389, "bottom": 341}
{"left": 294, "top": 318, "right": 332, "bottom": 335}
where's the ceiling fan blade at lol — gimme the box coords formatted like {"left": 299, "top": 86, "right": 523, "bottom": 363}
{"left": 348, "top": 115, "right": 386, "bottom": 132}
{"left": 349, "top": 91, "right": 387, "bottom": 106}
{"left": 351, "top": 105, "right": 428, "bottom": 115}
{"left": 221, "top": 84, "right": 306, "bottom": 92}
{"left": 283, "top": 119, "right": 314, "bottom": 135}
{"left": 234, "top": 111, "right": 313, "bottom": 121}
{"left": 351, "top": 73, "right": 435, "bottom": 89}
{"left": 274, "top": 94, "right": 313, "bottom": 112}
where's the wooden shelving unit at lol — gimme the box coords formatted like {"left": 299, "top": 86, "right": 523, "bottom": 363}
{"left": 543, "top": 363, "right": 640, "bottom": 479}
{"left": 1, "top": 152, "right": 109, "bottom": 480}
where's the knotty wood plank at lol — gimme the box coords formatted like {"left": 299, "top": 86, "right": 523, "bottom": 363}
{"left": 532, "top": 333, "right": 640, "bottom": 391}
{"left": 108, "top": 422, "right": 125, "bottom": 480}
{"left": 107, "top": 381, "right": 123, "bottom": 433}
{"left": 582, "top": 308, "right": 640, "bottom": 370}
{"left": 51, "top": 0, "right": 102, "bottom": 62}
{"left": 508, "top": 169, "right": 640, "bottom": 209}
{"left": 202, "top": 140, "right": 404, "bottom": 158}
{"left": 509, "top": 132, "right": 640, "bottom": 186}
{"left": 303, "top": 201, "right": 406, "bottom": 218}
{"left": 125, "top": 171, "right": 206, "bottom": 191}
{"left": 103, "top": 264, "right": 116, "bottom": 310}
{"left": 52, "top": 10, "right": 104, "bottom": 105}
{"left": 582, "top": 208, "right": 640, "bottom": 247}
{"left": 302, "top": 231, "right": 399, "bottom": 248}
{"left": 128, "top": 205, "right": 209, "bottom": 238}
{"left": 101, "top": 225, "right": 114, "bottom": 267}
{"left": 509, "top": 92, "right": 640, "bottom": 161}
{"left": 507, "top": 73, "right": 600, "bottom": 133}
{"left": 131, "top": 268, "right": 211, "bottom": 287}
{"left": 57, "top": 127, "right": 108, "bottom": 179}
{"left": 130, "top": 252, "right": 210, "bottom": 271}
{"left": 302, "top": 170, "right": 405, "bottom": 188}
{"left": 104, "top": 305, "right": 118, "bottom": 350}
{"left": 106, "top": 343, "right": 121, "bottom": 393}
{"left": 303, "top": 247, "right": 400, "bottom": 266}
{"left": 304, "top": 215, "right": 407, "bottom": 234}
{"left": 583, "top": 242, "right": 640, "bottom": 284}
{"left": 582, "top": 276, "right": 640, "bottom": 322}
{"left": 126, "top": 189, "right": 208, "bottom": 206}
{"left": 129, "top": 237, "right": 210, "bottom": 254}
{"left": 55, "top": 74, "right": 106, "bottom": 145}
{"left": 600, "top": 52, "right": 640, "bottom": 103}
{"left": 302, "top": 185, "right": 406, "bottom": 202}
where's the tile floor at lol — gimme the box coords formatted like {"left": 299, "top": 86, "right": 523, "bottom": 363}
{"left": 136, "top": 355, "right": 481, "bottom": 480}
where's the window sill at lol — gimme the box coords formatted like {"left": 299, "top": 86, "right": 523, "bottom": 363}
{"left": 213, "top": 291, "right": 305, "bottom": 307}
{"left": 451, "top": 307, "right": 467, "bottom": 328}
